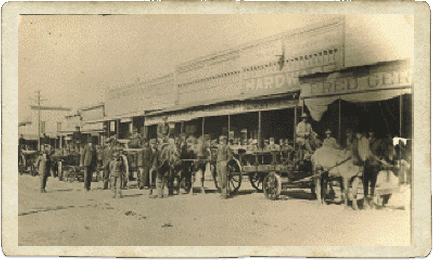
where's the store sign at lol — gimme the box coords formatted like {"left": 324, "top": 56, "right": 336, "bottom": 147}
{"left": 245, "top": 72, "right": 299, "bottom": 92}
{"left": 301, "top": 69, "right": 413, "bottom": 98}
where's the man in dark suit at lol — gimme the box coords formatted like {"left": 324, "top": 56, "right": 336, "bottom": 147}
{"left": 80, "top": 137, "right": 97, "bottom": 191}
{"left": 34, "top": 145, "right": 52, "bottom": 193}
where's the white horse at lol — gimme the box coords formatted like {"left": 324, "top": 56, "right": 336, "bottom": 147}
{"left": 311, "top": 146, "right": 363, "bottom": 209}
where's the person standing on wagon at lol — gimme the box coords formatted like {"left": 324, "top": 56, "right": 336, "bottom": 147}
{"left": 80, "top": 137, "right": 97, "bottom": 192}
{"left": 217, "top": 135, "right": 233, "bottom": 199}
{"left": 157, "top": 116, "right": 170, "bottom": 144}
{"left": 296, "top": 113, "right": 314, "bottom": 155}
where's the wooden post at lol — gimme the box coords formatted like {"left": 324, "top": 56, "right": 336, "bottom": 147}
{"left": 202, "top": 117, "right": 205, "bottom": 138}
{"left": 258, "top": 111, "right": 262, "bottom": 149}
{"left": 293, "top": 106, "right": 297, "bottom": 143}
{"left": 338, "top": 99, "right": 341, "bottom": 143}
{"left": 228, "top": 114, "right": 231, "bottom": 138}
{"left": 399, "top": 95, "right": 403, "bottom": 137}
{"left": 116, "top": 120, "right": 119, "bottom": 139}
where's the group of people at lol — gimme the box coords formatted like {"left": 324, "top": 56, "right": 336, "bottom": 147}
{"left": 27, "top": 111, "right": 407, "bottom": 203}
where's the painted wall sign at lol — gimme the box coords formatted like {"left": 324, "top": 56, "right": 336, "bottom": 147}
{"left": 244, "top": 71, "right": 299, "bottom": 93}
{"left": 300, "top": 69, "right": 413, "bottom": 98}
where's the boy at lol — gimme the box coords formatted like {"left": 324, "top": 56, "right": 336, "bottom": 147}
{"left": 109, "top": 150, "right": 125, "bottom": 198}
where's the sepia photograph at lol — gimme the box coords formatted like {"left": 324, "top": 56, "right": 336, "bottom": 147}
{"left": 2, "top": 1, "right": 430, "bottom": 257}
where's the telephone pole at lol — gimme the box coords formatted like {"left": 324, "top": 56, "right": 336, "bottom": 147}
{"left": 30, "top": 91, "right": 47, "bottom": 151}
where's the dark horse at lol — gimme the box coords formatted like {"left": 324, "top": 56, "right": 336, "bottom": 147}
{"left": 361, "top": 136, "right": 396, "bottom": 209}
{"left": 151, "top": 140, "right": 182, "bottom": 198}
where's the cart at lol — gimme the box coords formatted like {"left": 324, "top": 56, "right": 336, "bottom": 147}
{"left": 229, "top": 149, "right": 314, "bottom": 200}
{"left": 61, "top": 154, "right": 84, "bottom": 182}
{"left": 19, "top": 150, "right": 39, "bottom": 176}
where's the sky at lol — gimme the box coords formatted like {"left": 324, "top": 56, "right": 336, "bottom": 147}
{"left": 18, "top": 14, "right": 413, "bottom": 121}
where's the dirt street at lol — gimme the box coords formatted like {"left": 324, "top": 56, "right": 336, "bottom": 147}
{"left": 19, "top": 174, "right": 411, "bottom": 246}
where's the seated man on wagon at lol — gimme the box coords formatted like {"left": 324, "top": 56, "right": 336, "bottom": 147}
{"left": 322, "top": 129, "right": 341, "bottom": 150}
{"left": 266, "top": 137, "right": 280, "bottom": 152}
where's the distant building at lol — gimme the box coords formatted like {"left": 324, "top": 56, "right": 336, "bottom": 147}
{"left": 18, "top": 105, "right": 72, "bottom": 150}
{"left": 79, "top": 103, "right": 105, "bottom": 144}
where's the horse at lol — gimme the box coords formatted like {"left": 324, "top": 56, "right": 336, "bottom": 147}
{"left": 152, "top": 139, "right": 182, "bottom": 197}
{"left": 176, "top": 138, "right": 195, "bottom": 194}
{"left": 177, "top": 136, "right": 215, "bottom": 195}
{"left": 361, "top": 136, "right": 398, "bottom": 209}
{"left": 311, "top": 145, "right": 363, "bottom": 209}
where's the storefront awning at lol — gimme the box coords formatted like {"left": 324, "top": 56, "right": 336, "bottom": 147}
{"left": 299, "top": 59, "right": 413, "bottom": 121}
{"left": 145, "top": 92, "right": 299, "bottom": 126}
{"left": 20, "top": 134, "right": 39, "bottom": 141}
{"left": 45, "top": 133, "right": 58, "bottom": 139}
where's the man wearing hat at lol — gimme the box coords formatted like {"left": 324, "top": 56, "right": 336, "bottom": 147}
{"left": 80, "top": 136, "right": 97, "bottom": 191}
{"left": 34, "top": 144, "right": 52, "bottom": 193}
{"left": 322, "top": 129, "right": 341, "bottom": 149}
{"left": 102, "top": 137, "right": 116, "bottom": 190}
{"left": 296, "top": 113, "right": 313, "bottom": 153}
{"left": 217, "top": 135, "right": 233, "bottom": 199}
{"left": 267, "top": 137, "right": 280, "bottom": 152}
{"left": 157, "top": 116, "right": 171, "bottom": 144}
{"left": 129, "top": 128, "right": 143, "bottom": 148}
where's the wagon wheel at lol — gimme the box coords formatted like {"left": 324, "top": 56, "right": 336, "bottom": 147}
{"left": 263, "top": 172, "right": 282, "bottom": 200}
{"left": 249, "top": 172, "right": 265, "bottom": 192}
{"left": 227, "top": 159, "right": 242, "bottom": 194}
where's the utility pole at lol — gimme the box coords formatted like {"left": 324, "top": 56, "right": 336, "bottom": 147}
{"left": 30, "top": 91, "right": 47, "bottom": 151}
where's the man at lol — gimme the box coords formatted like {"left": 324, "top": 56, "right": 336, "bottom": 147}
{"left": 34, "top": 145, "right": 52, "bottom": 193}
{"left": 217, "top": 135, "right": 233, "bottom": 199}
{"left": 247, "top": 139, "right": 259, "bottom": 153}
{"left": 267, "top": 137, "right": 280, "bottom": 151}
{"left": 263, "top": 139, "right": 270, "bottom": 151}
{"left": 102, "top": 137, "right": 116, "bottom": 190}
{"left": 322, "top": 129, "right": 341, "bottom": 149}
{"left": 296, "top": 113, "right": 313, "bottom": 153}
{"left": 80, "top": 137, "right": 97, "bottom": 191}
{"left": 157, "top": 116, "right": 171, "bottom": 143}
{"left": 129, "top": 128, "right": 142, "bottom": 148}
{"left": 109, "top": 150, "right": 125, "bottom": 198}
{"left": 148, "top": 139, "right": 159, "bottom": 195}
{"left": 137, "top": 138, "right": 154, "bottom": 190}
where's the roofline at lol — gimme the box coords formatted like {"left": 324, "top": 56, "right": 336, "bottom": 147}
{"left": 80, "top": 102, "right": 105, "bottom": 111}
